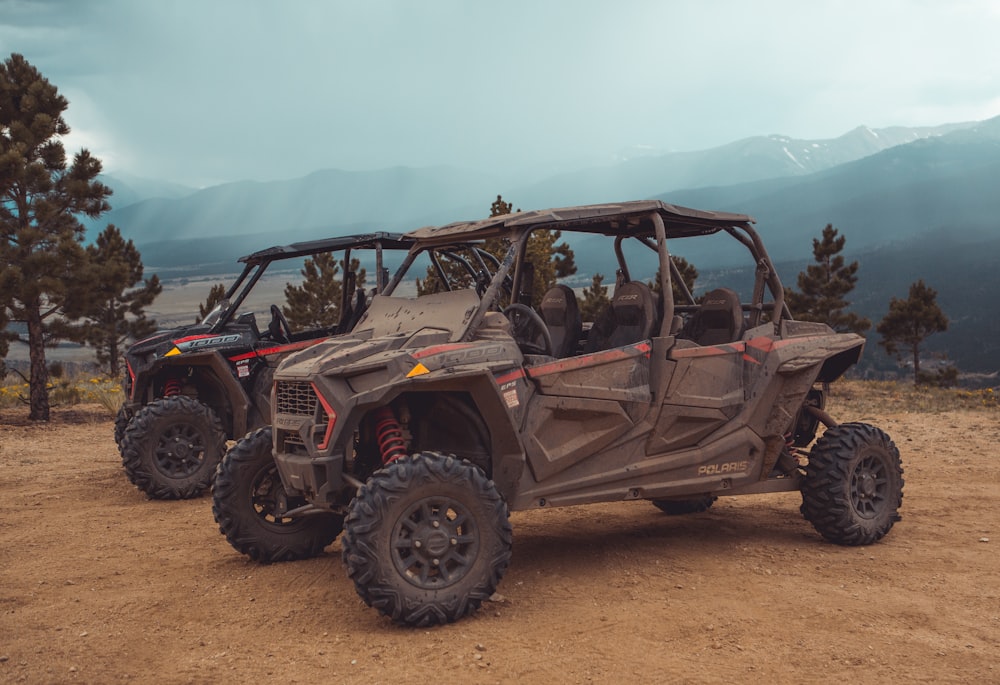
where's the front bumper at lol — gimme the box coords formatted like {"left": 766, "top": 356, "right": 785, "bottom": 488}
{"left": 272, "top": 444, "right": 346, "bottom": 506}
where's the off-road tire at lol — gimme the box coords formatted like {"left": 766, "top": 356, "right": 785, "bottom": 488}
{"left": 800, "top": 422, "right": 904, "bottom": 546}
{"left": 342, "top": 452, "right": 512, "bottom": 627}
{"left": 120, "top": 395, "right": 226, "bottom": 500}
{"left": 113, "top": 405, "right": 131, "bottom": 452}
{"left": 212, "top": 427, "right": 343, "bottom": 563}
{"left": 650, "top": 495, "right": 717, "bottom": 515}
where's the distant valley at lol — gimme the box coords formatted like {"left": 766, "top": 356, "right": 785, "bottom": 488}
{"left": 77, "top": 116, "right": 1000, "bottom": 378}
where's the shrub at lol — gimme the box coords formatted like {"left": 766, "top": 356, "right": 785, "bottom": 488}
{"left": 917, "top": 365, "right": 959, "bottom": 388}
{"left": 0, "top": 373, "right": 123, "bottom": 413}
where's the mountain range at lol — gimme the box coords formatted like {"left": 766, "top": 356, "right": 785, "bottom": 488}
{"left": 91, "top": 118, "right": 979, "bottom": 262}
{"left": 86, "top": 116, "right": 1000, "bottom": 376}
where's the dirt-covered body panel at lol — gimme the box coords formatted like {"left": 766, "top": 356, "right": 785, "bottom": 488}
{"left": 271, "top": 309, "right": 865, "bottom": 510}
{"left": 269, "top": 202, "right": 880, "bottom": 512}
{"left": 507, "top": 328, "right": 865, "bottom": 509}
{"left": 271, "top": 325, "right": 528, "bottom": 506}
{"left": 250, "top": 201, "right": 900, "bottom": 625}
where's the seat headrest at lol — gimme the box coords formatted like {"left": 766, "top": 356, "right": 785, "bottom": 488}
{"left": 540, "top": 284, "right": 582, "bottom": 358}
{"left": 612, "top": 281, "right": 656, "bottom": 325}
{"left": 541, "top": 284, "right": 575, "bottom": 317}
{"left": 688, "top": 288, "right": 744, "bottom": 346}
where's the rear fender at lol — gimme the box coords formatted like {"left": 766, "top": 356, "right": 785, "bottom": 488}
{"left": 815, "top": 344, "right": 864, "bottom": 384}
{"left": 771, "top": 322, "right": 865, "bottom": 382}
{"left": 745, "top": 328, "right": 864, "bottom": 471}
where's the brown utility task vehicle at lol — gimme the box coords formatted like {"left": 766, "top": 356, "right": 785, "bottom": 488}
{"left": 212, "top": 200, "right": 903, "bottom": 627}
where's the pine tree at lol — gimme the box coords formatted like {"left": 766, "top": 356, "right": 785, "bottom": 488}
{"left": 417, "top": 194, "right": 577, "bottom": 304}
{"left": 580, "top": 273, "right": 610, "bottom": 321}
{"left": 649, "top": 255, "right": 699, "bottom": 304}
{"left": 490, "top": 194, "right": 513, "bottom": 217}
{"left": 522, "top": 228, "right": 577, "bottom": 306}
{"left": 0, "top": 54, "right": 112, "bottom": 420}
{"left": 198, "top": 283, "right": 227, "bottom": 322}
{"left": 0, "top": 298, "right": 9, "bottom": 360}
{"left": 785, "top": 224, "right": 870, "bottom": 334}
{"left": 282, "top": 253, "right": 365, "bottom": 330}
{"left": 484, "top": 194, "right": 516, "bottom": 262}
{"left": 489, "top": 195, "right": 576, "bottom": 306}
{"left": 877, "top": 279, "right": 949, "bottom": 384}
{"left": 75, "top": 225, "right": 161, "bottom": 377}
{"left": 415, "top": 249, "right": 479, "bottom": 295}
{"left": 0, "top": 303, "right": 9, "bottom": 394}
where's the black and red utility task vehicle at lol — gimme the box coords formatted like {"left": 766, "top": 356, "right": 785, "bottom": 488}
{"left": 117, "top": 232, "right": 413, "bottom": 499}
{"left": 212, "top": 201, "right": 903, "bottom": 626}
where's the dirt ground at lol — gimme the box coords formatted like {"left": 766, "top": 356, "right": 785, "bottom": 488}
{"left": 1, "top": 401, "right": 997, "bottom": 684}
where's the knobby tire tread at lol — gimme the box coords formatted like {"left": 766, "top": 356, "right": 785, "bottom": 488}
{"left": 212, "top": 427, "right": 342, "bottom": 563}
{"left": 342, "top": 452, "right": 512, "bottom": 627}
{"left": 800, "top": 422, "right": 904, "bottom": 546}
{"left": 119, "top": 395, "right": 226, "bottom": 500}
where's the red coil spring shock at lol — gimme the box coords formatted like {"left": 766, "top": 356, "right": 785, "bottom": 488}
{"left": 372, "top": 406, "right": 407, "bottom": 464}
{"left": 163, "top": 378, "right": 182, "bottom": 396}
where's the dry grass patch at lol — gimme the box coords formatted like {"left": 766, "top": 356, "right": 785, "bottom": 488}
{"left": 832, "top": 379, "right": 999, "bottom": 415}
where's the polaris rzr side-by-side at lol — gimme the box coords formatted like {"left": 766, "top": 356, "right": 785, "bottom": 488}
{"left": 212, "top": 201, "right": 903, "bottom": 627}
{"left": 117, "top": 232, "right": 414, "bottom": 500}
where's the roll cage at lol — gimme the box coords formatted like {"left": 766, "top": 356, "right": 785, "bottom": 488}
{"left": 206, "top": 232, "right": 414, "bottom": 333}
{"left": 392, "top": 200, "right": 791, "bottom": 342}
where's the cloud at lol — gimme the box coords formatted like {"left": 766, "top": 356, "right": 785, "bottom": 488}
{"left": 3, "top": 0, "right": 999, "bottom": 186}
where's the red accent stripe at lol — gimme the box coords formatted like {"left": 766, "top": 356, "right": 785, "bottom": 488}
{"left": 746, "top": 335, "right": 828, "bottom": 353}
{"left": 410, "top": 343, "right": 476, "bottom": 359}
{"left": 172, "top": 334, "right": 216, "bottom": 345}
{"left": 670, "top": 342, "right": 745, "bottom": 359}
{"left": 527, "top": 342, "right": 650, "bottom": 378}
{"left": 746, "top": 337, "right": 776, "bottom": 352}
{"left": 310, "top": 383, "right": 337, "bottom": 450}
{"left": 313, "top": 383, "right": 337, "bottom": 450}
{"left": 494, "top": 369, "right": 526, "bottom": 385}
{"left": 228, "top": 339, "right": 323, "bottom": 362}
{"left": 674, "top": 335, "right": 833, "bottom": 359}
{"left": 126, "top": 361, "right": 136, "bottom": 400}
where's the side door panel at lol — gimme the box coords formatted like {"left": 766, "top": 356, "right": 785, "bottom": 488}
{"left": 522, "top": 343, "right": 652, "bottom": 481}
{"left": 647, "top": 342, "right": 745, "bottom": 454}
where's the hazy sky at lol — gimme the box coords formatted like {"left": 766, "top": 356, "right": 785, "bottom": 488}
{"left": 2, "top": 0, "right": 999, "bottom": 187}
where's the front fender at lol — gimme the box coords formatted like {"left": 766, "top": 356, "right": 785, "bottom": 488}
{"left": 130, "top": 351, "right": 252, "bottom": 438}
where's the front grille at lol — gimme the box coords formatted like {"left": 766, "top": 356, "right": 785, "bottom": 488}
{"left": 275, "top": 380, "right": 336, "bottom": 452}
{"left": 275, "top": 381, "right": 318, "bottom": 417}
{"left": 282, "top": 434, "right": 307, "bottom": 448}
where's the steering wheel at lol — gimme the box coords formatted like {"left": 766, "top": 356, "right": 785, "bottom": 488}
{"left": 475, "top": 270, "right": 491, "bottom": 298}
{"left": 268, "top": 304, "right": 292, "bottom": 343}
{"left": 503, "top": 304, "right": 552, "bottom": 357}
{"left": 473, "top": 268, "right": 514, "bottom": 303}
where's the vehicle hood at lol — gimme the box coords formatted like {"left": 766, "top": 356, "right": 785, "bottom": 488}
{"left": 275, "top": 328, "right": 455, "bottom": 381}
{"left": 126, "top": 324, "right": 213, "bottom": 357}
